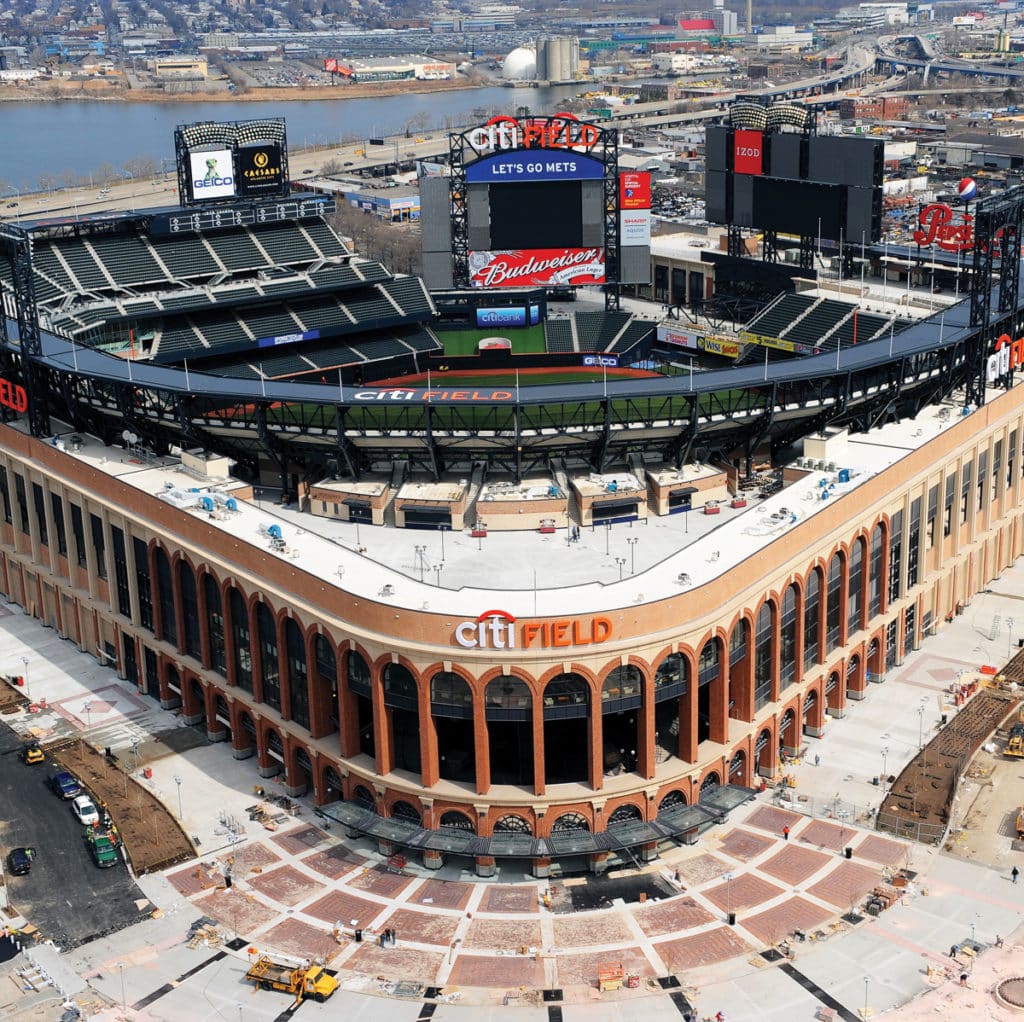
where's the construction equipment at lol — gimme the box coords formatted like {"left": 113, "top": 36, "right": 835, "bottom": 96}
{"left": 597, "top": 962, "right": 624, "bottom": 992}
{"left": 245, "top": 954, "right": 338, "bottom": 1002}
{"left": 1016, "top": 805, "right": 1024, "bottom": 840}
{"left": 1006, "top": 722, "right": 1024, "bottom": 758}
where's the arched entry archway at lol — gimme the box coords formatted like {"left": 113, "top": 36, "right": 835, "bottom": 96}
{"left": 700, "top": 772, "right": 720, "bottom": 797}
{"left": 382, "top": 663, "right": 420, "bottom": 775}
{"left": 779, "top": 707, "right": 798, "bottom": 756}
{"left": 323, "top": 766, "right": 344, "bottom": 803}
{"left": 292, "top": 746, "right": 313, "bottom": 797}
{"left": 485, "top": 676, "right": 533, "bottom": 787}
{"left": 728, "top": 748, "right": 747, "bottom": 786}
{"left": 187, "top": 677, "right": 206, "bottom": 728}
{"left": 846, "top": 654, "right": 862, "bottom": 699}
{"left": 543, "top": 673, "right": 590, "bottom": 785}
{"left": 755, "top": 727, "right": 773, "bottom": 777}
{"left": 602, "top": 665, "right": 643, "bottom": 775}
{"left": 608, "top": 803, "right": 643, "bottom": 827}
{"left": 214, "top": 695, "right": 232, "bottom": 742}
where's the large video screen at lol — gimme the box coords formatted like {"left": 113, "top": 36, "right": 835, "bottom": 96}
{"left": 489, "top": 181, "right": 584, "bottom": 249}
{"left": 188, "top": 149, "right": 235, "bottom": 201}
{"left": 752, "top": 178, "right": 844, "bottom": 237}
{"left": 237, "top": 144, "right": 284, "bottom": 197}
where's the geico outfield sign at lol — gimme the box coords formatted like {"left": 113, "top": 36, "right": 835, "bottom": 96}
{"left": 454, "top": 609, "right": 613, "bottom": 649}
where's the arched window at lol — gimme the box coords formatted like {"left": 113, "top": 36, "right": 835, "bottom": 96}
{"left": 602, "top": 664, "right": 642, "bottom": 711}
{"left": 730, "top": 618, "right": 748, "bottom": 671}
{"left": 204, "top": 575, "right": 226, "bottom": 677}
{"left": 440, "top": 810, "right": 474, "bottom": 831}
{"left": 383, "top": 663, "right": 418, "bottom": 710}
{"left": 658, "top": 789, "right": 687, "bottom": 811}
{"left": 848, "top": 539, "right": 864, "bottom": 634}
{"left": 431, "top": 671, "right": 473, "bottom": 717}
{"left": 485, "top": 675, "right": 531, "bottom": 717}
{"left": 698, "top": 638, "right": 720, "bottom": 688}
{"left": 228, "top": 587, "right": 252, "bottom": 693}
{"left": 780, "top": 584, "right": 798, "bottom": 688}
{"left": 700, "top": 771, "right": 720, "bottom": 793}
{"left": 608, "top": 803, "right": 643, "bottom": 826}
{"left": 803, "top": 568, "right": 820, "bottom": 671}
{"left": 869, "top": 523, "right": 884, "bottom": 620}
{"left": 551, "top": 812, "right": 590, "bottom": 832}
{"left": 543, "top": 673, "right": 589, "bottom": 718}
{"left": 178, "top": 561, "right": 200, "bottom": 659}
{"left": 827, "top": 553, "right": 843, "bottom": 652}
{"left": 754, "top": 602, "right": 773, "bottom": 710}
{"left": 391, "top": 800, "right": 421, "bottom": 824}
{"left": 493, "top": 814, "right": 531, "bottom": 833}
{"left": 654, "top": 653, "right": 688, "bottom": 701}
{"left": 346, "top": 650, "right": 371, "bottom": 696}
{"left": 314, "top": 634, "right": 338, "bottom": 730}
{"left": 257, "top": 602, "right": 280, "bottom": 711}
{"left": 285, "top": 618, "right": 308, "bottom": 730}
{"left": 155, "top": 547, "right": 176, "bottom": 648}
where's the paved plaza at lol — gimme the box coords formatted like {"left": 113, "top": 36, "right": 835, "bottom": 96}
{"left": 1, "top": 571, "right": 1023, "bottom": 1021}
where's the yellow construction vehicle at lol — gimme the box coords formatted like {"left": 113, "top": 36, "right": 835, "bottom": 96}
{"left": 245, "top": 954, "right": 338, "bottom": 1002}
{"left": 1006, "top": 722, "right": 1024, "bottom": 759}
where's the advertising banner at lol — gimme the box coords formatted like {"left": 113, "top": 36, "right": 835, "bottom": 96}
{"left": 238, "top": 144, "right": 284, "bottom": 197}
{"left": 324, "top": 57, "right": 338, "bottom": 72}
{"left": 619, "top": 171, "right": 652, "bottom": 210}
{"left": 620, "top": 209, "right": 651, "bottom": 246}
{"left": 189, "top": 149, "right": 235, "bottom": 200}
{"left": 257, "top": 329, "right": 321, "bottom": 349}
{"left": 701, "top": 337, "right": 741, "bottom": 359}
{"left": 467, "top": 151, "right": 604, "bottom": 183}
{"left": 469, "top": 248, "right": 606, "bottom": 288}
{"left": 657, "top": 326, "right": 700, "bottom": 349}
{"left": 733, "top": 129, "right": 764, "bottom": 176}
{"left": 476, "top": 307, "right": 527, "bottom": 328}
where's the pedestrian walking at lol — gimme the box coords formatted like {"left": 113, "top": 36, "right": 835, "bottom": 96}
{"left": 996, "top": 935, "right": 1004, "bottom": 947}
{"left": 1013, "top": 866, "right": 1019, "bottom": 884}
{"left": 783, "top": 825, "right": 790, "bottom": 841}
{"left": 950, "top": 944, "right": 959, "bottom": 958}
{"left": 959, "top": 972, "right": 968, "bottom": 987}
{"left": 814, "top": 754, "right": 820, "bottom": 767}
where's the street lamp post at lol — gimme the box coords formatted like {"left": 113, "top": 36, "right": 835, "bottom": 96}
{"left": 881, "top": 745, "right": 888, "bottom": 785}
{"left": 83, "top": 700, "right": 92, "bottom": 730}
{"left": 615, "top": 556, "right": 626, "bottom": 581}
{"left": 918, "top": 705, "right": 924, "bottom": 750}
{"left": 605, "top": 521, "right": 611, "bottom": 556}
{"left": 1008, "top": 617, "right": 1015, "bottom": 659}
{"left": 863, "top": 976, "right": 869, "bottom": 1019}
{"left": 433, "top": 563, "right": 443, "bottom": 587}
{"left": 414, "top": 544, "right": 426, "bottom": 583}
{"left": 20, "top": 656, "right": 30, "bottom": 702}
{"left": 725, "top": 871, "right": 734, "bottom": 924}
{"left": 173, "top": 774, "right": 183, "bottom": 820}
{"left": 627, "top": 536, "right": 638, "bottom": 575}
{"left": 117, "top": 962, "right": 127, "bottom": 1010}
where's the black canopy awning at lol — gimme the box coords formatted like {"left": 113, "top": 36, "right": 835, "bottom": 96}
{"left": 592, "top": 497, "right": 639, "bottom": 512}
{"left": 669, "top": 485, "right": 698, "bottom": 496}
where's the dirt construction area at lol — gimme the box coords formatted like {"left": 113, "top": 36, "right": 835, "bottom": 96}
{"left": 47, "top": 737, "right": 193, "bottom": 874}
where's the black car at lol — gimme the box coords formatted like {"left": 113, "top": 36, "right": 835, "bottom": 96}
{"left": 49, "top": 770, "right": 82, "bottom": 800}
{"left": 7, "top": 847, "right": 33, "bottom": 875}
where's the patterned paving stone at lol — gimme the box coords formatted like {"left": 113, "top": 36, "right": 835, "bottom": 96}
{"left": 745, "top": 805, "right": 802, "bottom": 835}
{"left": 246, "top": 864, "right": 326, "bottom": 908}
{"left": 478, "top": 884, "right": 539, "bottom": 914}
{"left": 552, "top": 910, "right": 635, "bottom": 946}
{"left": 408, "top": 879, "right": 473, "bottom": 911}
{"left": 259, "top": 917, "right": 338, "bottom": 961}
{"left": 704, "top": 873, "right": 784, "bottom": 913}
{"left": 194, "top": 888, "right": 279, "bottom": 935}
{"left": 718, "top": 828, "right": 775, "bottom": 862}
{"left": 855, "top": 834, "right": 908, "bottom": 865}
{"left": 674, "top": 852, "right": 733, "bottom": 886}
{"left": 738, "top": 896, "right": 832, "bottom": 946}
{"left": 304, "top": 889, "right": 382, "bottom": 928}
{"left": 166, "top": 862, "right": 220, "bottom": 896}
{"left": 373, "top": 906, "right": 461, "bottom": 947}
{"left": 346, "top": 943, "right": 445, "bottom": 980}
{"left": 554, "top": 946, "right": 653, "bottom": 987}
{"left": 271, "top": 825, "right": 330, "bottom": 856}
{"left": 346, "top": 864, "right": 417, "bottom": 899}
{"left": 221, "top": 841, "right": 281, "bottom": 873}
{"left": 806, "top": 860, "right": 883, "bottom": 909}
{"left": 759, "top": 844, "right": 832, "bottom": 886}
{"left": 302, "top": 844, "right": 366, "bottom": 880}
{"left": 656, "top": 926, "right": 752, "bottom": 970}
{"left": 463, "top": 917, "right": 543, "bottom": 951}
{"left": 798, "top": 819, "right": 851, "bottom": 851}
{"left": 632, "top": 896, "right": 714, "bottom": 938}
{"left": 447, "top": 953, "right": 545, "bottom": 989}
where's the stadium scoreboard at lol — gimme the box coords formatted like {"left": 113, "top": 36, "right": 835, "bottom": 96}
{"left": 149, "top": 195, "right": 334, "bottom": 236}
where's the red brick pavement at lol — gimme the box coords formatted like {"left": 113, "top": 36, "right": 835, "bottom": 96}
{"left": 463, "top": 917, "right": 543, "bottom": 950}
{"left": 346, "top": 943, "right": 446, "bottom": 980}
{"left": 632, "top": 897, "right": 714, "bottom": 938}
{"left": 806, "top": 860, "right": 883, "bottom": 909}
{"left": 745, "top": 805, "right": 802, "bottom": 835}
{"left": 738, "top": 896, "right": 832, "bottom": 945}
{"left": 855, "top": 834, "right": 908, "bottom": 865}
{"left": 195, "top": 888, "right": 279, "bottom": 935}
{"left": 656, "top": 926, "right": 752, "bottom": 971}
{"left": 166, "top": 863, "right": 220, "bottom": 896}
{"left": 718, "top": 828, "right": 775, "bottom": 862}
{"left": 246, "top": 864, "right": 326, "bottom": 908}
{"left": 478, "top": 885, "right": 539, "bottom": 914}
{"left": 408, "top": 879, "right": 473, "bottom": 911}
{"left": 447, "top": 953, "right": 545, "bottom": 988}
{"left": 674, "top": 852, "right": 733, "bottom": 886}
{"left": 798, "top": 819, "right": 850, "bottom": 851}
{"left": 704, "top": 873, "right": 784, "bottom": 913}
{"left": 258, "top": 917, "right": 338, "bottom": 961}
{"left": 302, "top": 845, "right": 366, "bottom": 880}
{"left": 304, "top": 889, "right": 383, "bottom": 927}
{"left": 759, "top": 845, "right": 832, "bottom": 886}
{"left": 554, "top": 946, "right": 653, "bottom": 987}
{"left": 270, "top": 825, "right": 329, "bottom": 856}
{"left": 346, "top": 865, "right": 417, "bottom": 899}
{"left": 552, "top": 910, "right": 636, "bottom": 946}
{"left": 373, "top": 906, "right": 461, "bottom": 947}
{"left": 223, "top": 842, "right": 281, "bottom": 872}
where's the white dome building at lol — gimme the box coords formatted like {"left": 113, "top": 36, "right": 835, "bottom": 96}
{"left": 502, "top": 46, "right": 537, "bottom": 81}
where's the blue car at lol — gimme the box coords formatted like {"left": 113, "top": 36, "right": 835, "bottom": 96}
{"left": 49, "top": 770, "right": 81, "bottom": 800}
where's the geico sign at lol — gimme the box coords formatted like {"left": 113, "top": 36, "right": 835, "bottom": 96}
{"left": 454, "top": 609, "right": 613, "bottom": 649}
{"left": 466, "top": 114, "right": 601, "bottom": 154}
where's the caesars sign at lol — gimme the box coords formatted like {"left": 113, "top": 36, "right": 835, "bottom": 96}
{"left": 465, "top": 113, "right": 603, "bottom": 155}
{"left": 454, "top": 609, "right": 612, "bottom": 649}
{"left": 237, "top": 144, "right": 283, "bottom": 197}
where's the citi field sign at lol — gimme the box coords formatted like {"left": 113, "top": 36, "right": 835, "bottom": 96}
{"left": 465, "top": 114, "right": 604, "bottom": 155}
{"left": 454, "top": 609, "right": 613, "bottom": 649}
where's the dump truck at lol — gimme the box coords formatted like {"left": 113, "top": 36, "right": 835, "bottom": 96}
{"left": 85, "top": 826, "right": 120, "bottom": 868}
{"left": 1006, "top": 722, "right": 1024, "bottom": 758}
{"left": 245, "top": 955, "right": 338, "bottom": 1002}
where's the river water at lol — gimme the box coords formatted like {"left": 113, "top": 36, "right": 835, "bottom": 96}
{"left": 0, "top": 83, "right": 581, "bottom": 192}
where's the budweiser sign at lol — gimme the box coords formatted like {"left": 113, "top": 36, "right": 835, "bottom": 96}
{"left": 469, "top": 248, "right": 606, "bottom": 288}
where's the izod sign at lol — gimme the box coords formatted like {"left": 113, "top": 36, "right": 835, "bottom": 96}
{"left": 454, "top": 609, "right": 613, "bottom": 649}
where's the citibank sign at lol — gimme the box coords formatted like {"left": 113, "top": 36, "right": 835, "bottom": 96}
{"left": 466, "top": 114, "right": 602, "bottom": 155}
{"left": 454, "top": 609, "right": 613, "bottom": 649}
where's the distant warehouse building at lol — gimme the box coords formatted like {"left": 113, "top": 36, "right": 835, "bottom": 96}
{"left": 839, "top": 97, "right": 910, "bottom": 121}
{"left": 323, "top": 56, "right": 455, "bottom": 82}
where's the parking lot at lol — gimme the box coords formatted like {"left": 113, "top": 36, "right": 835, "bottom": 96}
{"left": 0, "top": 720, "right": 151, "bottom": 948}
